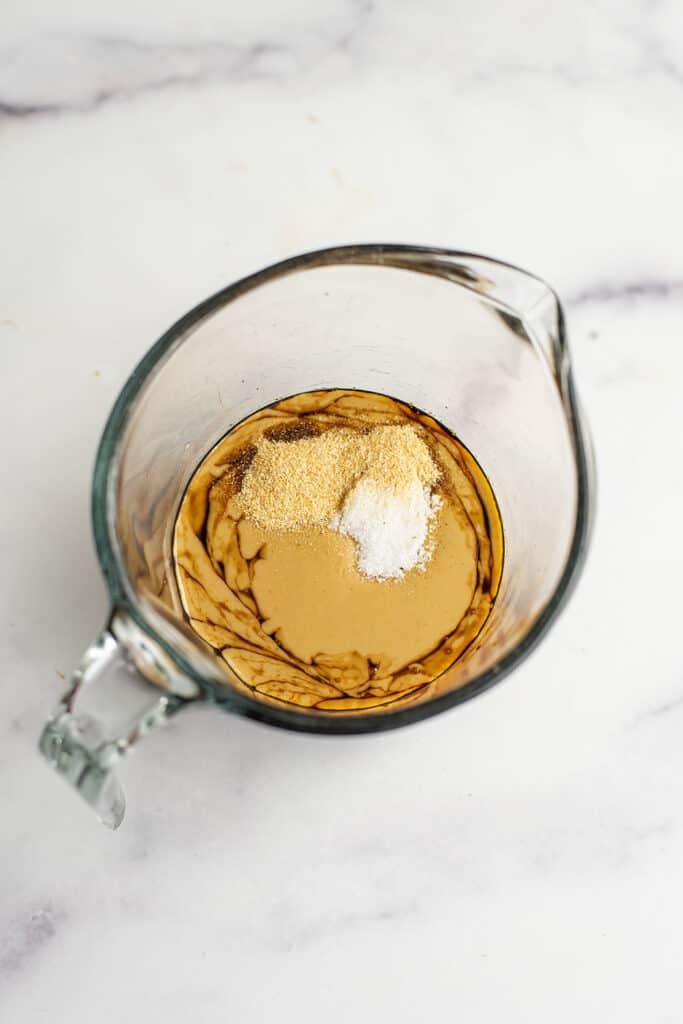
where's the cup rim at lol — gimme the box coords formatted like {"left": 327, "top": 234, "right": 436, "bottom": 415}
{"left": 92, "top": 243, "right": 595, "bottom": 734}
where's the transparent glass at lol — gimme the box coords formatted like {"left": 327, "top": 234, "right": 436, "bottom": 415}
{"left": 39, "top": 245, "right": 594, "bottom": 827}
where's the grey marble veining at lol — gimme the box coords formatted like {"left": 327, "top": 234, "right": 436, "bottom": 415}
{"left": 0, "top": 0, "right": 373, "bottom": 116}
{"left": 1, "top": 36, "right": 308, "bottom": 117}
{"left": 3, "top": 0, "right": 683, "bottom": 117}
{"left": 0, "top": 906, "right": 65, "bottom": 977}
{"left": 568, "top": 277, "right": 683, "bottom": 306}
{"left": 2, "top": 1, "right": 683, "bottom": 1021}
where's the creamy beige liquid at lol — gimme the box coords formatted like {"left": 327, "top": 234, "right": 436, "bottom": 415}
{"left": 173, "top": 390, "right": 503, "bottom": 713}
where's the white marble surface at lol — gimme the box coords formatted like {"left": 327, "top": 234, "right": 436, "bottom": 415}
{"left": 3, "top": 1, "right": 683, "bottom": 1020}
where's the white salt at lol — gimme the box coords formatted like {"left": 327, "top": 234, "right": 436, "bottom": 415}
{"left": 331, "top": 476, "right": 441, "bottom": 580}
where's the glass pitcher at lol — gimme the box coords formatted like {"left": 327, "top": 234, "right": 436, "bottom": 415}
{"left": 39, "top": 245, "right": 594, "bottom": 828}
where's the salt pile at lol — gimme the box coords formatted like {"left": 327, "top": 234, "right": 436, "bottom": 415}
{"left": 331, "top": 477, "right": 441, "bottom": 579}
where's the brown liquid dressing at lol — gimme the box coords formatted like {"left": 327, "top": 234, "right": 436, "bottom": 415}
{"left": 173, "top": 390, "right": 503, "bottom": 713}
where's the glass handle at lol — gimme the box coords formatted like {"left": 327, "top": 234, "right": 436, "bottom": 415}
{"left": 39, "top": 628, "right": 185, "bottom": 829}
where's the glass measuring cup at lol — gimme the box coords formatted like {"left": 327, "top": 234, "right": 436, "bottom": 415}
{"left": 39, "top": 245, "right": 594, "bottom": 828}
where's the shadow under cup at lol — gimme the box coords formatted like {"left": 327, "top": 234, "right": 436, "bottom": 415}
{"left": 102, "top": 245, "right": 593, "bottom": 732}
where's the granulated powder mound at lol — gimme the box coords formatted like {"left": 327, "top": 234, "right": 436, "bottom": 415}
{"left": 236, "top": 428, "right": 364, "bottom": 530}
{"left": 362, "top": 425, "right": 439, "bottom": 492}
